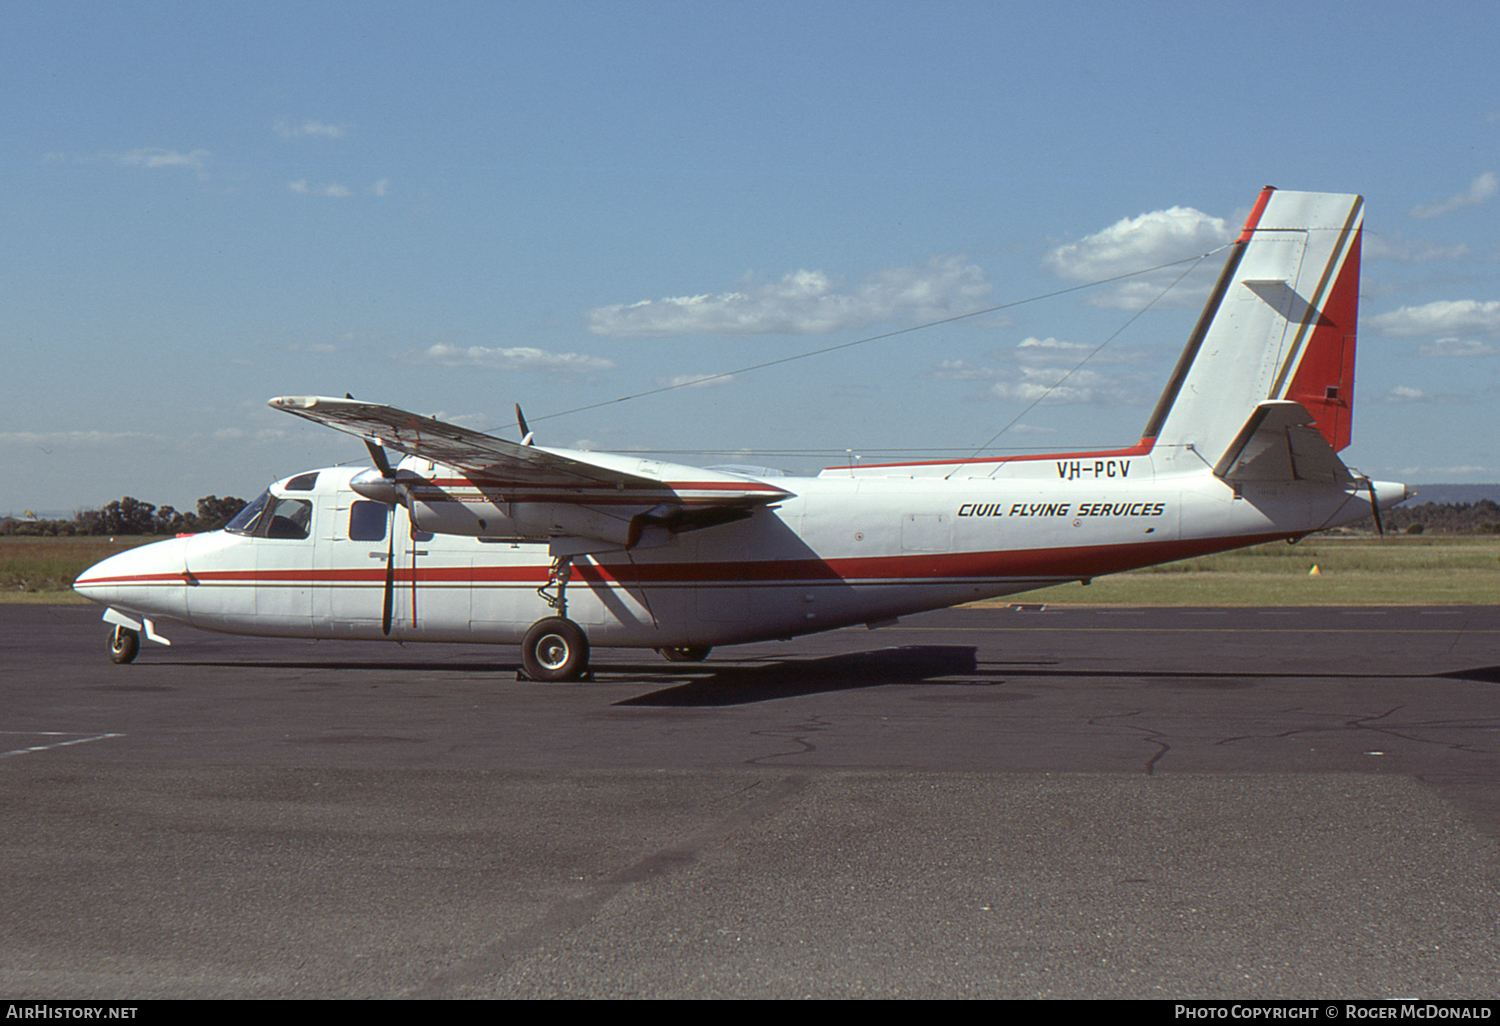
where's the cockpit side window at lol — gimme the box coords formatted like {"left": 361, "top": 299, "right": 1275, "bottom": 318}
{"left": 225, "top": 491, "right": 313, "bottom": 540}
{"left": 264, "top": 497, "right": 313, "bottom": 539}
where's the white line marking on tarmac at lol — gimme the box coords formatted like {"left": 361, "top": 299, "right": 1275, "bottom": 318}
{"left": 0, "top": 732, "right": 124, "bottom": 758}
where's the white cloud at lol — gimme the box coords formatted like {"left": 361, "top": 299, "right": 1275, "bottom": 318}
{"left": 987, "top": 366, "right": 1150, "bottom": 405}
{"left": 938, "top": 337, "right": 1152, "bottom": 405}
{"left": 1045, "top": 207, "right": 1231, "bottom": 279}
{"left": 1363, "top": 233, "right": 1472, "bottom": 263}
{"left": 1015, "top": 336, "right": 1094, "bottom": 361}
{"left": 1384, "top": 385, "right": 1428, "bottom": 402}
{"left": 288, "top": 180, "right": 353, "bottom": 198}
{"left": 1379, "top": 385, "right": 1465, "bottom": 404}
{"left": 1418, "top": 337, "right": 1499, "bottom": 357}
{"left": 410, "top": 344, "right": 616, "bottom": 375}
{"left": 1410, "top": 172, "right": 1498, "bottom": 219}
{"left": 109, "top": 148, "right": 210, "bottom": 176}
{"left": 211, "top": 427, "right": 289, "bottom": 443}
{"left": 275, "top": 119, "right": 348, "bottom": 139}
{"left": 287, "top": 179, "right": 389, "bottom": 199}
{"left": 934, "top": 359, "right": 995, "bottom": 381}
{"left": 661, "top": 373, "right": 735, "bottom": 388}
{"left": 586, "top": 256, "right": 991, "bottom": 337}
{"left": 1369, "top": 300, "right": 1500, "bottom": 337}
{"left": 1043, "top": 205, "right": 1235, "bottom": 310}
{"left": 0, "top": 430, "right": 160, "bottom": 449}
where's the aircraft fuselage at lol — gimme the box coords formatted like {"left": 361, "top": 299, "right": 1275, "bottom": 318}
{"left": 74, "top": 450, "right": 1399, "bottom": 652}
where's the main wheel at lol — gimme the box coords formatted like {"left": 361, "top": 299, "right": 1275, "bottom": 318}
{"left": 109, "top": 626, "right": 140, "bottom": 665}
{"left": 521, "top": 617, "right": 590, "bottom": 682}
{"left": 659, "top": 646, "right": 711, "bottom": 663}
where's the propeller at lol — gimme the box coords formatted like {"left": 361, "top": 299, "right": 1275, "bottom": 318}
{"left": 348, "top": 395, "right": 412, "bottom": 633}
{"left": 358, "top": 434, "right": 413, "bottom": 635}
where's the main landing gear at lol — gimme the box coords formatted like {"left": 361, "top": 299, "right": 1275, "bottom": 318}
{"left": 523, "top": 554, "right": 591, "bottom": 682}
{"left": 521, "top": 617, "right": 590, "bottom": 682}
{"left": 519, "top": 555, "right": 714, "bottom": 680}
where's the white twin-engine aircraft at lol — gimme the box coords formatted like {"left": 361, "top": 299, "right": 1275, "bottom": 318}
{"left": 76, "top": 188, "right": 1407, "bottom": 681}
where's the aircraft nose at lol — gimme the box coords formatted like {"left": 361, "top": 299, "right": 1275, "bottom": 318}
{"left": 73, "top": 537, "right": 190, "bottom": 618}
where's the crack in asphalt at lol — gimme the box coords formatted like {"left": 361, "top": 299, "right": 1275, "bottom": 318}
{"left": 745, "top": 716, "right": 835, "bottom": 765}
{"left": 401, "top": 773, "right": 808, "bottom": 998}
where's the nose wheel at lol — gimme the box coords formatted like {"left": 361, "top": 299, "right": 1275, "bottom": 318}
{"left": 521, "top": 617, "right": 590, "bottom": 682}
{"left": 108, "top": 625, "right": 140, "bottom": 664}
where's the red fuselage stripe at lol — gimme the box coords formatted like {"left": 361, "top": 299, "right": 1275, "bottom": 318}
{"left": 76, "top": 532, "right": 1289, "bottom": 590}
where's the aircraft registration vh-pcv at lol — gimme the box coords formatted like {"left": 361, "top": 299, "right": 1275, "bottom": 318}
{"left": 76, "top": 188, "right": 1407, "bottom": 681}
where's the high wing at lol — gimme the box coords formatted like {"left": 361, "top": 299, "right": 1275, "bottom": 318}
{"left": 271, "top": 394, "right": 657, "bottom": 489}
{"left": 269, "top": 395, "right": 794, "bottom": 553}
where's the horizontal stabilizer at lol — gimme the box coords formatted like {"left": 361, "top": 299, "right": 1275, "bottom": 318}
{"left": 1213, "top": 400, "right": 1354, "bottom": 485}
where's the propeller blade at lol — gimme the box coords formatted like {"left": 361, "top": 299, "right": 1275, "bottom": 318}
{"left": 364, "top": 438, "right": 394, "bottom": 479}
{"left": 1367, "top": 480, "right": 1385, "bottom": 539}
{"left": 381, "top": 506, "right": 395, "bottom": 636}
{"left": 408, "top": 507, "right": 419, "bottom": 627}
{"left": 1354, "top": 475, "right": 1385, "bottom": 539}
{"left": 516, "top": 403, "right": 534, "bottom": 446}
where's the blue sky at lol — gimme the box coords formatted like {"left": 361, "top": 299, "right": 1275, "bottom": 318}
{"left": 5, "top": 0, "right": 1499, "bottom": 513}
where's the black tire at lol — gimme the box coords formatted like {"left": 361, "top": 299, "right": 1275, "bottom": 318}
{"left": 109, "top": 626, "right": 140, "bottom": 665}
{"left": 521, "top": 617, "right": 590, "bottom": 682}
{"left": 659, "top": 646, "right": 711, "bottom": 663}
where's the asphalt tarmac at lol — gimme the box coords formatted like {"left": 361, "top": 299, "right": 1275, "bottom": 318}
{"left": 4, "top": 602, "right": 1500, "bottom": 999}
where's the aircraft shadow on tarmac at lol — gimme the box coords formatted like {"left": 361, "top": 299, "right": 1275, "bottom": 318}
{"left": 1438, "top": 666, "right": 1500, "bottom": 684}
{"left": 158, "top": 647, "right": 1500, "bottom": 707}
{"left": 609, "top": 655, "right": 1500, "bottom": 707}
{"left": 164, "top": 644, "right": 990, "bottom": 706}
{"left": 611, "top": 645, "right": 987, "bottom": 707}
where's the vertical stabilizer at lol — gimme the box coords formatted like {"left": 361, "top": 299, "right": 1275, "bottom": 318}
{"left": 1143, "top": 188, "right": 1364, "bottom": 465}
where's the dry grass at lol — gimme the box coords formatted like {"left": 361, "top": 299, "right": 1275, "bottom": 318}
{"left": 0, "top": 535, "right": 155, "bottom": 602}
{"left": 1002, "top": 535, "right": 1500, "bottom": 606}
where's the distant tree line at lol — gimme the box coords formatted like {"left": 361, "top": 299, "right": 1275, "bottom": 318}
{"left": 1356, "top": 500, "right": 1500, "bottom": 535}
{"left": 6, "top": 495, "right": 1500, "bottom": 538}
{"left": 1, "top": 496, "right": 246, "bottom": 537}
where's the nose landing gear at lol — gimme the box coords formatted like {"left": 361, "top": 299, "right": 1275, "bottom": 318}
{"left": 108, "top": 625, "right": 140, "bottom": 665}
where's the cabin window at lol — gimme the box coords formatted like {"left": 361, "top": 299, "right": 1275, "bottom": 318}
{"left": 283, "top": 472, "right": 320, "bottom": 491}
{"left": 348, "top": 501, "right": 388, "bottom": 542}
